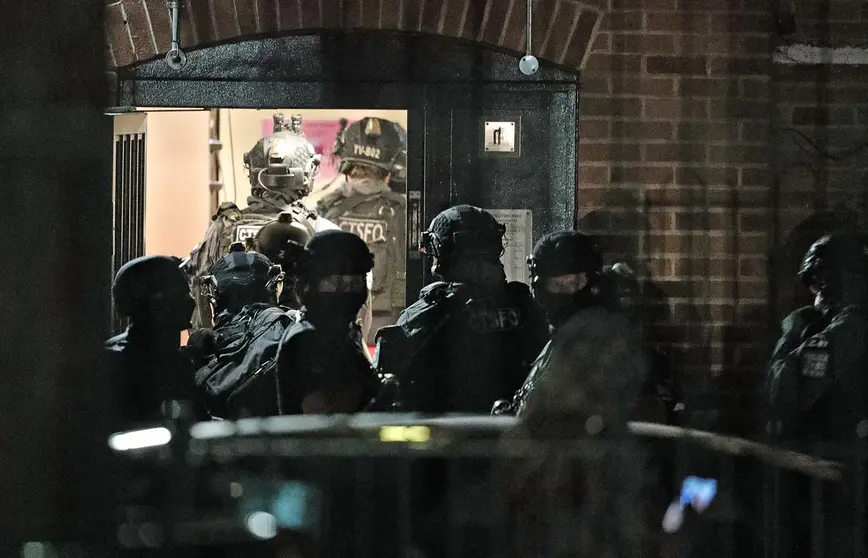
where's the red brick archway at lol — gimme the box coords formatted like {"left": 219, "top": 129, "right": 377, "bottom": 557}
{"left": 105, "top": 0, "right": 602, "bottom": 71}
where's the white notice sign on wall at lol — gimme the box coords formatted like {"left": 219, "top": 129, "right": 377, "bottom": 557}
{"left": 486, "top": 209, "right": 533, "bottom": 285}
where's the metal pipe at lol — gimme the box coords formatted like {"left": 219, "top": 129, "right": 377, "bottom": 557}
{"left": 526, "top": 0, "right": 532, "bottom": 55}
{"left": 166, "top": 0, "right": 187, "bottom": 69}
{"left": 169, "top": 1, "right": 179, "bottom": 49}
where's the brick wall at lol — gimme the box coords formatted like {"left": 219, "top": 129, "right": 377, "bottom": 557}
{"left": 103, "top": 0, "right": 868, "bottom": 430}
{"left": 577, "top": 0, "right": 868, "bottom": 430}
{"left": 105, "top": 0, "right": 601, "bottom": 70}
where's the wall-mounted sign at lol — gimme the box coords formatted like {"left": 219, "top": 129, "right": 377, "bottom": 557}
{"left": 483, "top": 119, "right": 520, "bottom": 156}
{"left": 485, "top": 209, "right": 533, "bottom": 285}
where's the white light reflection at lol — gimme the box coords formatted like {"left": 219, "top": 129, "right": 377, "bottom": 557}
{"left": 108, "top": 427, "right": 172, "bottom": 451}
{"left": 21, "top": 542, "right": 57, "bottom": 558}
{"left": 245, "top": 511, "right": 278, "bottom": 540}
{"left": 378, "top": 425, "right": 431, "bottom": 443}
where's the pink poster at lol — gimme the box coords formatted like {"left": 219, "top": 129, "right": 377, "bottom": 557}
{"left": 261, "top": 118, "right": 358, "bottom": 191}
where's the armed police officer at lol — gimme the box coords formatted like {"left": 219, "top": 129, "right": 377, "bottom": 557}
{"left": 493, "top": 231, "right": 650, "bottom": 425}
{"left": 498, "top": 233, "right": 663, "bottom": 558}
{"left": 276, "top": 230, "right": 381, "bottom": 414}
{"left": 105, "top": 255, "right": 205, "bottom": 424}
{"left": 186, "top": 113, "right": 348, "bottom": 330}
{"left": 316, "top": 117, "right": 407, "bottom": 345}
{"left": 374, "top": 204, "right": 548, "bottom": 414}
{"left": 766, "top": 231, "right": 868, "bottom": 558}
{"left": 767, "top": 231, "right": 868, "bottom": 448}
{"left": 189, "top": 243, "right": 294, "bottom": 419}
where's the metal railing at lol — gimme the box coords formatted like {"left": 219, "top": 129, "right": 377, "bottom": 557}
{"left": 111, "top": 132, "right": 146, "bottom": 334}
{"left": 103, "top": 414, "right": 863, "bottom": 558}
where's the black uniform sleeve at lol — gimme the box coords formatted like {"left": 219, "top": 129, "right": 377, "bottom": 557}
{"left": 764, "top": 306, "right": 823, "bottom": 436}
{"left": 770, "top": 306, "right": 821, "bottom": 363}
{"left": 812, "top": 309, "right": 868, "bottom": 420}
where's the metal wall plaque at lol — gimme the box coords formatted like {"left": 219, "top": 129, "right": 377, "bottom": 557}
{"left": 482, "top": 119, "right": 520, "bottom": 156}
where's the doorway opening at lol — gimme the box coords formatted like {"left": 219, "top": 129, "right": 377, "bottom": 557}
{"left": 111, "top": 107, "right": 409, "bottom": 351}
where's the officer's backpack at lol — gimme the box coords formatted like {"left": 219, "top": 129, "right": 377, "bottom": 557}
{"left": 194, "top": 304, "right": 297, "bottom": 419}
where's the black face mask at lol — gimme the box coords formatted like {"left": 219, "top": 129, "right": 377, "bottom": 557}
{"left": 532, "top": 284, "right": 598, "bottom": 329}
{"left": 179, "top": 294, "right": 196, "bottom": 329}
{"left": 304, "top": 292, "right": 367, "bottom": 325}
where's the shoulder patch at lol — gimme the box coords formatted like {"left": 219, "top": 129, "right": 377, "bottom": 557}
{"left": 800, "top": 335, "right": 829, "bottom": 379}
{"left": 803, "top": 336, "right": 829, "bottom": 349}
{"left": 215, "top": 203, "right": 242, "bottom": 222}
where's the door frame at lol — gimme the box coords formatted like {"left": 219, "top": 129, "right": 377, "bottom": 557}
{"left": 115, "top": 32, "right": 579, "bottom": 304}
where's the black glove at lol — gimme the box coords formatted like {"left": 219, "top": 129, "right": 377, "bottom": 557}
{"left": 364, "top": 374, "right": 402, "bottom": 412}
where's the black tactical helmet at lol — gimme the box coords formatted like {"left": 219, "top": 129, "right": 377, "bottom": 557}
{"left": 207, "top": 242, "right": 283, "bottom": 298}
{"left": 305, "top": 230, "right": 375, "bottom": 278}
{"left": 421, "top": 205, "right": 505, "bottom": 262}
{"left": 243, "top": 113, "right": 321, "bottom": 198}
{"left": 254, "top": 212, "right": 314, "bottom": 273}
{"left": 798, "top": 231, "right": 868, "bottom": 292}
{"left": 113, "top": 255, "right": 188, "bottom": 318}
{"left": 528, "top": 231, "right": 604, "bottom": 279}
{"left": 333, "top": 117, "right": 407, "bottom": 177}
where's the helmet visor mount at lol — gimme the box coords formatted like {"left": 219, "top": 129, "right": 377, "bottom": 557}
{"left": 247, "top": 132, "right": 321, "bottom": 197}
{"left": 257, "top": 164, "right": 307, "bottom": 192}
{"left": 419, "top": 229, "right": 504, "bottom": 259}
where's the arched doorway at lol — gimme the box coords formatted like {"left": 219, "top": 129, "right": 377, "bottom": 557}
{"left": 106, "top": 22, "right": 596, "bottom": 302}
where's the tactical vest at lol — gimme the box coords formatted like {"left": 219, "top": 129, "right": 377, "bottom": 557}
{"left": 321, "top": 189, "right": 407, "bottom": 315}
{"left": 186, "top": 200, "right": 318, "bottom": 330}
{"left": 193, "top": 304, "right": 298, "bottom": 419}
{"left": 768, "top": 307, "right": 868, "bottom": 451}
{"left": 375, "top": 280, "right": 548, "bottom": 413}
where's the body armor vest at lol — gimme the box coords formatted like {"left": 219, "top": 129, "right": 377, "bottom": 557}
{"left": 186, "top": 200, "right": 318, "bottom": 330}
{"left": 376, "top": 280, "right": 548, "bottom": 413}
{"left": 320, "top": 183, "right": 406, "bottom": 315}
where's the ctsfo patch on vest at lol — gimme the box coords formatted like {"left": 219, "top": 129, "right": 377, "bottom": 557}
{"left": 235, "top": 225, "right": 265, "bottom": 242}
{"left": 339, "top": 218, "right": 388, "bottom": 244}
{"left": 463, "top": 307, "right": 522, "bottom": 333}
